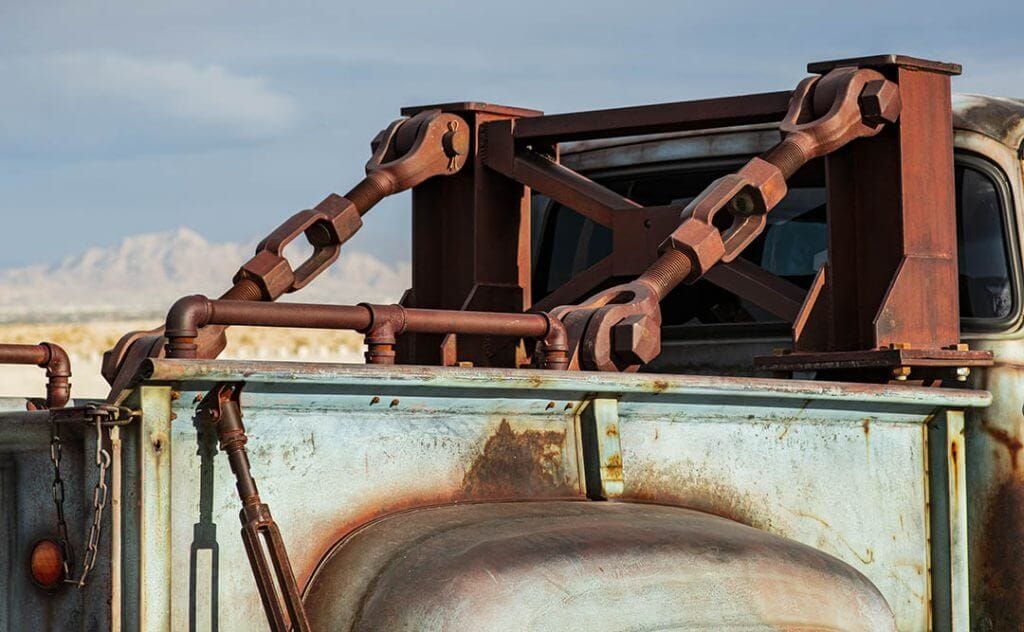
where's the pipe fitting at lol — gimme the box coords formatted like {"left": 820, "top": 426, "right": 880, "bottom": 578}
{"left": 538, "top": 313, "right": 569, "bottom": 370}
{"left": 39, "top": 342, "right": 71, "bottom": 409}
{"left": 165, "top": 295, "right": 214, "bottom": 359}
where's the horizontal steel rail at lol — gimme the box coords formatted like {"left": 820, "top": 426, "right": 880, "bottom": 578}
{"left": 510, "top": 90, "right": 794, "bottom": 144}
{"left": 163, "top": 296, "right": 568, "bottom": 368}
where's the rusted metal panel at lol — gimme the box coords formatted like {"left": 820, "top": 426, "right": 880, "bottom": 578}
{"left": 158, "top": 365, "right": 585, "bottom": 629}
{"left": 141, "top": 359, "right": 991, "bottom": 409}
{"left": 953, "top": 95, "right": 1024, "bottom": 152}
{"left": 0, "top": 399, "right": 113, "bottom": 631}
{"left": 123, "top": 360, "right": 988, "bottom": 629}
{"left": 303, "top": 501, "right": 896, "bottom": 631}
{"left": 578, "top": 398, "right": 623, "bottom": 499}
{"left": 132, "top": 385, "right": 173, "bottom": 631}
{"left": 614, "top": 400, "right": 932, "bottom": 629}
{"left": 965, "top": 340, "right": 1024, "bottom": 630}
{"left": 928, "top": 408, "right": 970, "bottom": 629}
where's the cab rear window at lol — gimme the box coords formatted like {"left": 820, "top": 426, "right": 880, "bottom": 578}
{"left": 531, "top": 155, "right": 1017, "bottom": 331}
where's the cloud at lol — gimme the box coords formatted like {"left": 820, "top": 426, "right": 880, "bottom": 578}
{"left": 0, "top": 52, "right": 296, "bottom": 157}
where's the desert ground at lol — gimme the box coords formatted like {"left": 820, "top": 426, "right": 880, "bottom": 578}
{"left": 0, "top": 320, "right": 364, "bottom": 399}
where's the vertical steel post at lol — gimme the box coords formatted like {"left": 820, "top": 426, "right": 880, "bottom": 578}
{"left": 796, "top": 56, "right": 963, "bottom": 353}
{"left": 398, "top": 102, "right": 542, "bottom": 368}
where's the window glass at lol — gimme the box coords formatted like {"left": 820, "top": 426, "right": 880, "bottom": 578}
{"left": 957, "top": 164, "right": 1013, "bottom": 319}
{"left": 531, "top": 157, "right": 1014, "bottom": 328}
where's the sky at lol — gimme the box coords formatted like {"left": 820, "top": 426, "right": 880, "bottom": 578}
{"left": 1, "top": 0, "right": 1023, "bottom": 268}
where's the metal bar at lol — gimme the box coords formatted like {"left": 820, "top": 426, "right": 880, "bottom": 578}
{"left": 511, "top": 91, "right": 793, "bottom": 144}
{"left": 0, "top": 342, "right": 71, "bottom": 408}
{"left": 0, "top": 343, "right": 49, "bottom": 365}
{"left": 111, "top": 425, "right": 122, "bottom": 632}
{"left": 704, "top": 259, "right": 807, "bottom": 323}
{"left": 136, "top": 385, "right": 173, "bottom": 632}
{"left": 213, "top": 385, "right": 311, "bottom": 632}
{"left": 578, "top": 398, "right": 623, "bottom": 500}
{"left": 164, "top": 296, "right": 565, "bottom": 368}
{"left": 498, "top": 150, "right": 641, "bottom": 227}
{"left": 530, "top": 258, "right": 615, "bottom": 313}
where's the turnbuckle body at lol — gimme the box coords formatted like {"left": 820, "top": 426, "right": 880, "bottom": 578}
{"left": 101, "top": 109, "right": 470, "bottom": 392}
{"left": 207, "top": 384, "right": 310, "bottom": 632}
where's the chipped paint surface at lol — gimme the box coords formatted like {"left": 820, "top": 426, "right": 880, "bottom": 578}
{"left": 0, "top": 360, "right": 987, "bottom": 629}
{"left": 132, "top": 360, "right": 986, "bottom": 629}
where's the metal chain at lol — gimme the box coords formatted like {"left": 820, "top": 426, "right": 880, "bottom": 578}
{"left": 48, "top": 415, "right": 74, "bottom": 581}
{"left": 47, "top": 406, "right": 113, "bottom": 588}
{"left": 74, "top": 414, "right": 111, "bottom": 586}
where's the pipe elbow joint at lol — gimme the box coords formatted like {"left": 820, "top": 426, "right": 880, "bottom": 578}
{"left": 165, "top": 295, "right": 212, "bottom": 359}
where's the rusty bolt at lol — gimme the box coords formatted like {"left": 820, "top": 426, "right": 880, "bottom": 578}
{"left": 859, "top": 80, "right": 901, "bottom": 127}
{"left": 612, "top": 314, "right": 661, "bottom": 366}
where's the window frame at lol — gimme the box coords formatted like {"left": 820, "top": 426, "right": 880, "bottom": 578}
{"left": 530, "top": 151, "right": 1021, "bottom": 337}
{"left": 956, "top": 152, "right": 1022, "bottom": 333}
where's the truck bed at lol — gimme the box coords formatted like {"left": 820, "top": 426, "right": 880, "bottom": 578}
{"left": 1, "top": 361, "right": 991, "bottom": 629}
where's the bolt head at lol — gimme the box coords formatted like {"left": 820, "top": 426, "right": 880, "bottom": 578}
{"left": 612, "top": 315, "right": 661, "bottom": 366}
{"left": 859, "top": 80, "right": 901, "bottom": 126}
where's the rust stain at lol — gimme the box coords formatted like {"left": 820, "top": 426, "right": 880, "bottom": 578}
{"left": 861, "top": 418, "right": 871, "bottom": 439}
{"left": 950, "top": 440, "right": 961, "bottom": 500}
{"left": 603, "top": 453, "right": 623, "bottom": 478}
{"left": 605, "top": 424, "right": 619, "bottom": 437}
{"left": 981, "top": 420, "right": 1023, "bottom": 471}
{"left": 650, "top": 379, "right": 669, "bottom": 394}
{"left": 791, "top": 510, "right": 876, "bottom": 566}
{"left": 975, "top": 479, "right": 1024, "bottom": 630}
{"left": 777, "top": 426, "right": 790, "bottom": 441}
{"left": 624, "top": 470, "right": 768, "bottom": 531}
{"left": 462, "top": 419, "right": 574, "bottom": 497}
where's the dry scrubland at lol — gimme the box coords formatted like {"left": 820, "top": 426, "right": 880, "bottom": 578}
{"left": 0, "top": 320, "right": 364, "bottom": 399}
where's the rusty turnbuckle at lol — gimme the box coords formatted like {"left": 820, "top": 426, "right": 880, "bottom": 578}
{"left": 101, "top": 109, "right": 471, "bottom": 396}
{"left": 553, "top": 67, "right": 902, "bottom": 371}
{"left": 206, "top": 384, "right": 311, "bottom": 632}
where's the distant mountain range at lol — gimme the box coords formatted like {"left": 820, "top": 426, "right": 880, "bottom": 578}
{"left": 0, "top": 228, "right": 410, "bottom": 323}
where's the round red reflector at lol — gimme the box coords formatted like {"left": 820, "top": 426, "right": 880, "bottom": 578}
{"left": 30, "top": 539, "right": 65, "bottom": 589}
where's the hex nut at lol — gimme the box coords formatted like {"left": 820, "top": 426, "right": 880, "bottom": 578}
{"left": 859, "top": 80, "right": 901, "bottom": 126}
{"left": 735, "top": 158, "right": 787, "bottom": 210}
{"left": 613, "top": 314, "right": 661, "bottom": 366}
{"left": 234, "top": 250, "right": 294, "bottom": 300}
{"left": 315, "top": 194, "right": 363, "bottom": 244}
{"left": 659, "top": 220, "right": 725, "bottom": 280}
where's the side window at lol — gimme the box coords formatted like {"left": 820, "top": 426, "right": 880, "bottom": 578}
{"left": 957, "top": 161, "right": 1015, "bottom": 321}
{"left": 531, "top": 155, "right": 1017, "bottom": 330}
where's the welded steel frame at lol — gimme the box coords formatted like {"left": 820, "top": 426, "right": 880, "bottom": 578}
{"left": 402, "top": 55, "right": 990, "bottom": 377}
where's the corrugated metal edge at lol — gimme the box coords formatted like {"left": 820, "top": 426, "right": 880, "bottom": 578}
{"left": 140, "top": 359, "right": 991, "bottom": 409}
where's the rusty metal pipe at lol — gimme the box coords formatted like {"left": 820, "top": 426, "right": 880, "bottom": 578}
{"left": 165, "top": 296, "right": 567, "bottom": 369}
{"left": 0, "top": 342, "right": 71, "bottom": 408}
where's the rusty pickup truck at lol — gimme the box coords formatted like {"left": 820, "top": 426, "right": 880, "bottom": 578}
{"left": 2, "top": 54, "right": 1022, "bottom": 631}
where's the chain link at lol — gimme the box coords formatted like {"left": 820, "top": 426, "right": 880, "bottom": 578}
{"left": 48, "top": 414, "right": 74, "bottom": 581}
{"left": 47, "top": 405, "right": 114, "bottom": 588}
{"left": 75, "top": 414, "right": 111, "bottom": 586}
